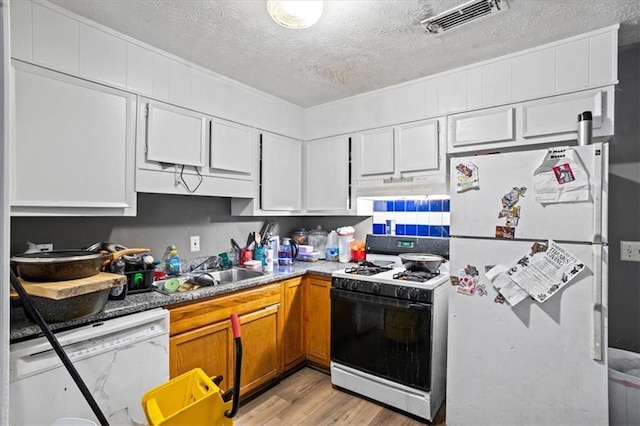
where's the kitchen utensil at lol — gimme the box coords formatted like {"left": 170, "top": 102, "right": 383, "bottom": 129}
{"left": 399, "top": 253, "right": 445, "bottom": 272}
{"left": 231, "top": 239, "right": 242, "bottom": 252}
{"left": 11, "top": 251, "right": 109, "bottom": 282}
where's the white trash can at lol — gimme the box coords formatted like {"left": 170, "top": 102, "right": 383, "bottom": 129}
{"left": 609, "top": 347, "right": 640, "bottom": 426}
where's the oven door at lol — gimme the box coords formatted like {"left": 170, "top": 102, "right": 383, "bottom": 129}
{"left": 330, "top": 287, "right": 432, "bottom": 391}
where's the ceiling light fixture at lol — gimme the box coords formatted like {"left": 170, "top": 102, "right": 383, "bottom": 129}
{"left": 266, "top": 0, "right": 323, "bottom": 29}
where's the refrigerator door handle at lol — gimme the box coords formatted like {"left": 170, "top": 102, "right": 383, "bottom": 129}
{"left": 592, "top": 245, "right": 603, "bottom": 361}
{"left": 592, "top": 142, "right": 603, "bottom": 244}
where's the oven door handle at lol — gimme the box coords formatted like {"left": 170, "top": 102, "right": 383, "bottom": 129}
{"left": 407, "top": 303, "right": 431, "bottom": 311}
{"left": 331, "top": 288, "right": 432, "bottom": 311}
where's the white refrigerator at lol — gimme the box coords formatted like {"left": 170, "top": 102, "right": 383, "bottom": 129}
{"left": 446, "top": 142, "right": 609, "bottom": 425}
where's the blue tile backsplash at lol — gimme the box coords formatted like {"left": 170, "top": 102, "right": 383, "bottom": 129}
{"left": 372, "top": 196, "right": 450, "bottom": 237}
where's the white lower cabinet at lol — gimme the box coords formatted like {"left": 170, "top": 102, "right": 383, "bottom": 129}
{"left": 305, "top": 136, "right": 350, "bottom": 214}
{"left": 11, "top": 61, "right": 136, "bottom": 216}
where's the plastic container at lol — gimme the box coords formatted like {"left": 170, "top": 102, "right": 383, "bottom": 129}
{"left": 337, "top": 227, "right": 355, "bottom": 263}
{"left": 325, "top": 230, "right": 339, "bottom": 261}
{"left": 350, "top": 240, "right": 366, "bottom": 262}
{"left": 141, "top": 367, "right": 232, "bottom": 426}
{"left": 166, "top": 246, "right": 181, "bottom": 276}
{"left": 297, "top": 251, "right": 320, "bottom": 262}
{"left": 264, "top": 249, "right": 274, "bottom": 272}
{"left": 609, "top": 347, "right": 640, "bottom": 425}
{"left": 307, "top": 226, "right": 328, "bottom": 260}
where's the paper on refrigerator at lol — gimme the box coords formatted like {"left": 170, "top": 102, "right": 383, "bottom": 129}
{"left": 485, "top": 264, "right": 529, "bottom": 306}
{"left": 506, "top": 240, "right": 586, "bottom": 303}
{"left": 532, "top": 147, "right": 589, "bottom": 203}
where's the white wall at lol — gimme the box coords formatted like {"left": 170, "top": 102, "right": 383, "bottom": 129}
{"left": 609, "top": 42, "right": 640, "bottom": 352}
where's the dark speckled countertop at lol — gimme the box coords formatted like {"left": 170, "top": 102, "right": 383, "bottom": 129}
{"left": 10, "top": 261, "right": 354, "bottom": 342}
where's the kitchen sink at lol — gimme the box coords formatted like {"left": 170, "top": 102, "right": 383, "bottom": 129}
{"left": 206, "top": 268, "right": 265, "bottom": 284}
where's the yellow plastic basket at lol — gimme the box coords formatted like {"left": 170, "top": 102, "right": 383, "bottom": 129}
{"left": 141, "top": 368, "right": 233, "bottom": 426}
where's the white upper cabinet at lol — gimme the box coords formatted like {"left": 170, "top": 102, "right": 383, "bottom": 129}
{"left": 512, "top": 48, "right": 556, "bottom": 100}
{"left": 556, "top": 38, "right": 590, "bottom": 93}
{"left": 397, "top": 119, "right": 439, "bottom": 174}
{"left": 126, "top": 43, "right": 154, "bottom": 96}
{"left": 31, "top": 3, "right": 78, "bottom": 74}
{"left": 11, "top": 62, "right": 136, "bottom": 216}
{"left": 260, "top": 133, "right": 302, "bottom": 212}
{"left": 145, "top": 100, "right": 207, "bottom": 167}
{"left": 520, "top": 86, "right": 613, "bottom": 141}
{"left": 305, "top": 136, "right": 350, "bottom": 213}
{"left": 357, "top": 128, "right": 395, "bottom": 178}
{"left": 589, "top": 30, "right": 618, "bottom": 86}
{"left": 356, "top": 118, "right": 442, "bottom": 182}
{"left": 448, "top": 85, "right": 615, "bottom": 153}
{"left": 438, "top": 71, "right": 467, "bottom": 114}
{"left": 448, "top": 105, "right": 516, "bottom": 150}
{"left": 210, "top": 118, "right": 254, "bottom": 177}
{"left": 10, "top": 0, "right": 32, "bottom": 61}
{"left": 78, "top": 23, "right": 127, "bottom": 88}
{"left": 482, "top": 59, "right": 512, "bottom": 107}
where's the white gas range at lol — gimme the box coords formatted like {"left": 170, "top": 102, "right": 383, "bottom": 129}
{"left": 329, "top": 235, "right": 450, "bottom": 422}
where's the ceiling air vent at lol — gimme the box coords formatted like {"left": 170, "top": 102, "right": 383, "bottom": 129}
{"left": 421, "top": 0, "right": 508, "bottom": 35}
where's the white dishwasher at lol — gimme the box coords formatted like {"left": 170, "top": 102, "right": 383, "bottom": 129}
{"left": 9, "top": 308, "right": 170, "bottom": 425}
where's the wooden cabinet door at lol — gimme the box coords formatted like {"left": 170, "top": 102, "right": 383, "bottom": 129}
{"left": 170, "top": 320, "right": 232, "bottom": 384}
{"left": 356, "top": 127, "right": 394, "bottom": 179}
{"left": 396, "top": 119, "right": 439, "bottom": 175}
{"left": 282, "top": 278, "right": 305, "bottom": 370}
{"left": 304, "top": 276, "right": 331, "bottom": 368}
{"left": 260, "top": 132, "right": 302, "bottom": 211}
{"left": 305, "top": 136, "right": 350, "bottom": 212}
{"left": 238, "top": 304, "right": 281, "bottom": 396}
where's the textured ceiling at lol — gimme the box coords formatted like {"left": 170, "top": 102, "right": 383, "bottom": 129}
{"left": 48, "top": 0, "right": 640, "bottom": 108}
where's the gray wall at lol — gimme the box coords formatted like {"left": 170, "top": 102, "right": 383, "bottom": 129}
{"left": 10, "top": 193, "right": 372, "bottom": 262}
{"left": 609, "top": 42, "right": 640, "bottom": 353}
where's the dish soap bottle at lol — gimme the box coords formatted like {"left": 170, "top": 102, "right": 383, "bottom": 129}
{"left": 166, "top": 245, "right": 182, "bottom": 276}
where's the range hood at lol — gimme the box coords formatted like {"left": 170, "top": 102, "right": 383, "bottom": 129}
{"left": 355, "top": 174, "right": 448, "bottom": 198}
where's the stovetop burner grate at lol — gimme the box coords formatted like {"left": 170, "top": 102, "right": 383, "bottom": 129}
{"left": 393, "top": 270, "right": 440, "bottom": 282}
{"left": 344, "top": 261, "right": 394, "bottom": 276}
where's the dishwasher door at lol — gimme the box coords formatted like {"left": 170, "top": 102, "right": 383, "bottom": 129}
{"left": 9, "top": 308, "right": 169, "bottom": 425}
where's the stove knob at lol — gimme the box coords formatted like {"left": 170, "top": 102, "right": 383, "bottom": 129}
{"left": 395, "top": 286, "right": 406, "bottom": 298}
{"left": 350, "top": 281, "right": 359, "bottom": 291}
{"left": 372, "top": 283, "right": 381, "bottom": 294}
{"left": 409, "top": 288, "right": 420, "bottom": 299}
{"left": 340, "top": 280, "right": 348, "bottom": 289}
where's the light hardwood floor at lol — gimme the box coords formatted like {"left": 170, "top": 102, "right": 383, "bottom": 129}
{"left": 235, "top": 367, "right": 446, "bottom": 425}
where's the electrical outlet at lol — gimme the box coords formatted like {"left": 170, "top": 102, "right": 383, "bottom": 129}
{"left": 620, "top": 241, "right": 640, "bottom": 262}
{"left": 36, "top": 243, "right": 53, "bottom": 252}
{"left": 190, "top": 236, "right": 200, "bottom": 253}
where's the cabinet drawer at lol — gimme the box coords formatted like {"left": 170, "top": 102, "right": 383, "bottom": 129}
{"left": 168, "top": 283, "right": 281, "bottom": 336}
